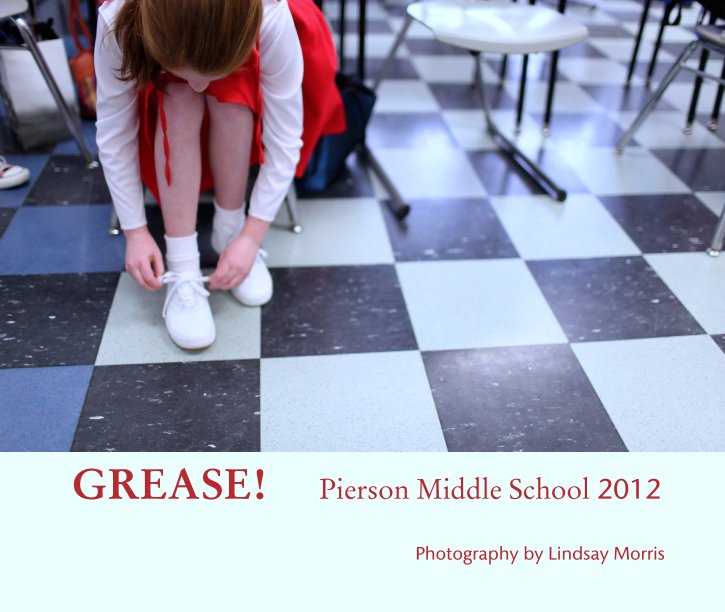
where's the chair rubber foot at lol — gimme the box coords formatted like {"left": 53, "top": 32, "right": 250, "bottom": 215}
{"left": 614, "top": 146, "right": 623, "bottom": 156}
{"left": 707, "top": 120, "right": 718, "bottom": 132}
{"left": 290, "top": 224, "right": 303, "bottom": 234}
{"left": 108, "top": 228, "right": 121, "bottom": 237}
{"left": 542, "top": 125, "right": 551, "bottom": 137}
{"left": 707, "top": 248, "right": 721, "bottom": 257}
{"left": 87, "top": 160, "right": 100, "bottom": 170}
{"left": 683, "top": 124, "right": 693, "bottom": 135}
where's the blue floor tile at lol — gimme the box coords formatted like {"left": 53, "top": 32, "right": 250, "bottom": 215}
{"left": 0, "top": 205, "right": 126, "bottom": 275}
{"left": 0, "top": 366, "right": 92, "bottom": 451}
{"left": 52, "top": 121, "right": 98, "bottom": 157}
{"left": 0, "top": 155, "right": 50, "bottom": 208}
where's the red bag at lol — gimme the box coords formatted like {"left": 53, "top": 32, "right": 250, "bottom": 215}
{"left": 68, "top": 0, "right": 97, "bottom": 118}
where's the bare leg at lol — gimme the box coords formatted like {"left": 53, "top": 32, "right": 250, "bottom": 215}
{"left": 154, "top": 81, "right": 206, "bottom": 237}
{"left": 206, "top": 96, "right": 255, "bottom": 211}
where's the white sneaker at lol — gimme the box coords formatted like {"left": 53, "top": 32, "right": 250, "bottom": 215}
{"left": 0, "top": 157, "right": 30, "bottom": 189}
{"left": 160, "top": 271, "right": 216, "bottom": 349}
{"left": 231, "top": 249, "right": 273, "bottom": 307}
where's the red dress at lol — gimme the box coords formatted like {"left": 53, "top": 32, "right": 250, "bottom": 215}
{"left": 137, "top": 0, "right": 346, "bottom": 205}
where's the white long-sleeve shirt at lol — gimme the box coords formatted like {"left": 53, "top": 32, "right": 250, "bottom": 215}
{"left": 95, "top": 0, "right": 304, "bottom": 231}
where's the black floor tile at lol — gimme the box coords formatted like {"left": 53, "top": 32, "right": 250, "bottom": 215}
{"left": 581, "top": 24, "right": 636, "bottom": 38}
{"left": 423, "top": 345, "right": 627, "bottom": 452}
{"left": 712, "top": 335, "right": 725, "bottom": 354}
{"left": 405, "top": 38, "right": 468, "bottom": 55}
{"left": 527, "top": 257, "right": 704, "bottom": 342}
{"left": 341, "top": 57, "right": 420, "bottom": 80}
{"left": 467, "top": 149, "right": 588, "bottom": 197}
{"left": 24, "top": 156, "right": 111, "bottom": 205}
{"left": 262, "top": 265, "right": 417, "bottom": 357}
{"left": 580, "top": 84, "right": 677, "bottom": 111}
{"left": 599, "top": 193, "right": 719, "bottom": 253}
{"left": 651, "top": 148, "right": 725, "bottom": 191}
{"left": 0, "top": 208, "right": 15, "bottom": 238}
{"left": 72, "top": 361, "right": 260, "bottom": 452}
{"left": 330, "top": 18, "right": 392, "bottom": 34}
{"left": 558, "top": 42, "right": 608, "bottom": 59}
{"left": 0, "top": 273, "right": 118, "bottom": 368}
{"left": 382, "top": 197, "right": 518, "bottom": 261}
{"left": 429, "top": 83, "right": 517, "bottom": 110}
{"left": 366, "top": 113, "right": 457, "bottom": 149}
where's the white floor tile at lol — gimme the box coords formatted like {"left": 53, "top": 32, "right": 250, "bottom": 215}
{"left": 695, "top": 191, "right": 725, "bottom": 216}
{"left": 95, "top": 272, "right": 260, "bottom": 365}
{"left": 572, "top": 335, "right": 725, "bottom": 451}
{"left": 623, "top": 21, "right": 707, "bottom": 44}
{"left": 662, "top": 81, "right": 723, "bottom": 112}
{"left": 503, "top": 81, "right": 605, "bottom": 114}
{"left": 375, "top": 80, "right": 441, "bottom": 113}
{"left": 645, "top": 253, "right": 725, "bottom": 334}
{"left": 558, "top": 58, "right": 639, "bottom": 85}
{"left": 562, "top": 146, "right": 690, "bottom": 195}
{"left": 397, "top": 259, "right": 567, "bottom": 351}
{"left": 491, "top": 194, "right": 641, "bottom": 260}
{"left": 261, "top": 351, "right": 447, "bottom": 451}
{"left": 588, "top": 37, "right": 675, "bottom": 63}
{"left": 264, "top": 198, "right": 394, "bottom": 267}
{"left": 611, "top": 110, "right": 725, "bottom": 149}
{"left": 367, "top": 147, "right": 486, "bottom": 199}
{"left": 410, "top": 55, "right": 497, "bottom": 83}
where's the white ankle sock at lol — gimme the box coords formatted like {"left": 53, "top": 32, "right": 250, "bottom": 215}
{"left": 212, "top": 199, "right": 246, "bottom": 247}
{"left": 165, "top": 233, "right": 201, "bottom": 274}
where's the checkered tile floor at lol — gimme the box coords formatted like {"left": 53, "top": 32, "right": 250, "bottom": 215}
{"left": 2, "top": 0, "right": 724, "bottom": 451}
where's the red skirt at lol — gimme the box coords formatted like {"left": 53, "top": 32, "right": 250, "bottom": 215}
{"left": 138, "top": 0, "right": 346, "bottom": 205}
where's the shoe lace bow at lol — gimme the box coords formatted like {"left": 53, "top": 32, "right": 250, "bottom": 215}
{"left": 160, "top": 271, "right": 210, "bottom": 318}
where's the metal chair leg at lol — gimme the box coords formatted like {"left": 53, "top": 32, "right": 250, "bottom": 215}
{"left": 285, "top": 182, "right": 303, "bottom": 234}
{"left": 685, "top": 11, "right": 719, "bottom": 134}
{"left": 709, "top": 61, "right": 725, "bottom": 132}
{"left": 616, "top": 40, "right": 701, "bottom": 153}
{"left": 473, "top": 52, "right": 566, "bottom": 202}
{"left": 626, "top": 0, "right": 653, "bottom": 86}
{"left": 646, "top": 4, "right": 674, "bottom": 87}
{"left": 707, "top": 202, "right": 725, "bottom": 257}
{"left": 14, "top": 16, "right": 97, "bottom": 169}
{"left": 108, "top": 208, "right": 120, "bottom": 236}
{"left": 372, "top": 14, "right": 413, "bottom": 91}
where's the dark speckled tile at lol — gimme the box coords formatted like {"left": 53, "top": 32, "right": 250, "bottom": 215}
{"left": 429, "top": 83, "right": 517, "bottom": 110}
{"left": 0, "top": 208, "right": 15, "bottom": 238}
{"left": 0, "top": 273, "right": 118, "bottom": 368}
{"left": 262, "top": 265, "right": 417, "bottom": 357}
{"left": 527, "top": 257, "right": 704, "bottom": 342}
{"left": 467, "top": 149, "right": 588, "bottom": 197}
{"left": 713, "top": 335, "right": 725, "bottom": 354}
{"left": 599, "top": 194, "right": 719, "bottom": 253}
{"left": 651, "top": 149, "right": 725, "bottom": 192}
{"left": 585, "top": 24, "right": 636, "bottom": 37}
{"left": 366, "top": 113, "right": 457, "bottom": 149}
{"left": 72, "top": 361, "right": 260, "bottom": 452}
{"left": 580, "top": 84, "right": 677, "bottom": 112}
{"left": 381, "top": 197, "right": 518, "bottom": 261}
{"left": 24, "top": 156, "right": 111, "bottom": 205}
{"left": 423, "top": 344, "right": 627, "bottom": 452}
{"left": 330, "top": 18, "right": 392, "bottom": 34}
{"left": 558, "top": 42, "right": 608, "bottom": 59}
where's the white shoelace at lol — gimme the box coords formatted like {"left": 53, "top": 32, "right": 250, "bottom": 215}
{"left": 159, "top": 271, "right": 210, "bottom": 319}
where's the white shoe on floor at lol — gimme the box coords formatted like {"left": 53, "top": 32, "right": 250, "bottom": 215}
{"left": 0, "top": 157, "right": 30, "bottom": 189}
{"left": 231, "top": 249, "right": 273, "bottom": 307}
{"left": 160, "top": 271, "right": 216, "bottom": 349}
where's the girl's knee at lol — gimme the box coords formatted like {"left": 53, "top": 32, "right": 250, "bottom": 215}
{"left": 161, "top": 82, "right": 205, "bottom": 129}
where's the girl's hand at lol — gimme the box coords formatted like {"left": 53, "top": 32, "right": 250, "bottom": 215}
{"left": 209, "top": 234, "right": 259, "bottom": 291}
{"left": 124, "top": 226, "right": 164, "bottom": 291}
